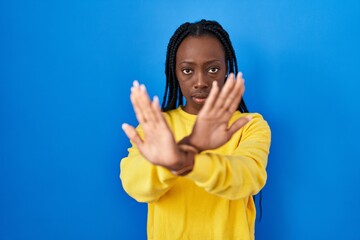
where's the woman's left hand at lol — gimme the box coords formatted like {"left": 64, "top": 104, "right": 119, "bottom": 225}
{"left": 186, "top": 73, "right": 251, "bottom": 151}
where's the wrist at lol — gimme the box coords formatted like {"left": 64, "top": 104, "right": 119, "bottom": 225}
{"left": 179, "top": 135, "right": 202, "bottom": 153}
{"left": 170, "top": 142, "right": 198, "bottom": 176}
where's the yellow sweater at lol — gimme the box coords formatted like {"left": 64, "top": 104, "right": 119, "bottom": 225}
{"left": 120, "top": 107, "right": 271, "bottom": 240}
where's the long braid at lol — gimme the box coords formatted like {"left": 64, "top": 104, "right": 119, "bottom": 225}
{"left": 162, "top": 19, "right": 248, "bottom": 113}
{"left": 163, "top": 23, "right": 190, "bottom": 110}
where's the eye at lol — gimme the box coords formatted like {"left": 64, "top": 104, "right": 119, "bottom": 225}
{"left": 182, "top": 68, "right": 193, "bottom": 75}
{"left": 208, "top": 67, "right": 219, "bottom": 74}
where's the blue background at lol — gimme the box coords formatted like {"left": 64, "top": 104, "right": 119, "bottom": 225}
{"left": 1, "top": 0, "right": 359, "bottom": 239}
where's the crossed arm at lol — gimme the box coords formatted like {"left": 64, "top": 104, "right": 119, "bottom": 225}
{"left": 121, "top": 73, "right": 251, "bottom": 174}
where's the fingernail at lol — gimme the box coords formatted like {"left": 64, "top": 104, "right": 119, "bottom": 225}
{"left": 133, "top": 80, "right": 139, "bottom": 87}
{"left": 246, "top": 116, "right": 252, "bottom": 121}
{"left": 140, "top": 84, "right": 146, "bottom": 91}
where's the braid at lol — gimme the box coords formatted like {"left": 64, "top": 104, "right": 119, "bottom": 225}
{"left": 163, "top": 19, "right": 248, "bottom": 113}
{"left": 163, "top": 23, "right": 190, "bottom": 111}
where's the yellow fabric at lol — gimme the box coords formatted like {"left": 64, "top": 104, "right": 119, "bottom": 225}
{"left": 120, "top": 107, "right": 271, "bottom": 240}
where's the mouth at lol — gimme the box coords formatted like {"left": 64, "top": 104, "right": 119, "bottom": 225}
{"left": 191, "top": 93, "right": 209, "bottom": 104}
{"left": 192, "top": 96, "right": 207, "bottom": 104}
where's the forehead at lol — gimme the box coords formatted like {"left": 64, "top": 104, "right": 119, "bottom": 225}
{"left": 176, "top": 35, "right": 225, "bottom": 62}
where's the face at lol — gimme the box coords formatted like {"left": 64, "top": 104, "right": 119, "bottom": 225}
{"left": 176, "top": 35, "right": 227, "bottom": 114}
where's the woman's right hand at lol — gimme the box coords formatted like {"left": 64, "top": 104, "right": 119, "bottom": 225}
{"left": 122, "top": 81, "right": 189, "bottom": 171}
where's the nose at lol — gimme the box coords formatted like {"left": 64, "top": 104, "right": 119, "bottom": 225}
{"left": 194, "top": 72, "right": 209, "bottom": 89}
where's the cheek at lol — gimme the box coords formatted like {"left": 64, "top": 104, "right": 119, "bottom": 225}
{"left": 215, "top": 68, "right": 226, "bottom": 87}
{"left": 179, "top": 82, "right": 193, "bottom": 96}
{"left": 177, "top": 79, "right": 191, "bottom": 96}
{"left": 216, "top": 78, "right": 226, "bottom": 89}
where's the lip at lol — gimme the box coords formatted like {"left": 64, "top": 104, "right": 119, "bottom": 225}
{"left": 191, "top": 92, "right": 209, "bottom": 104}
{"left": 191, "top": 91, "right": 209, "bottom": 104}
{"left": 192, "top": 96, "right": 208, "bottom": 104}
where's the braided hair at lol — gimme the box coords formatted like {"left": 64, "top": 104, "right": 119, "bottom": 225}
{"left": 162, "top": 19, "right": 248, "bottom": 113}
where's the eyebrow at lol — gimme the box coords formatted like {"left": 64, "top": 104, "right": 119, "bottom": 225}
{"left": 178, "top": 59, "right": 222, "bottom": 65}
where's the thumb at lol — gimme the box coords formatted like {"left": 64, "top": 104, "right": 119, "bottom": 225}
{"left": 227, "top": 116, "right": 252, "bottom": 136}
{"left": 122, "top": 123, "right": 143, "bottom": 148}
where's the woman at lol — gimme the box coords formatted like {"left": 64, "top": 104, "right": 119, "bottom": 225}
{"left": 120, "top": 19, "right": 271, "bottom": 240}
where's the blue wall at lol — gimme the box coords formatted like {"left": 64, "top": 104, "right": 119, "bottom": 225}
{"left": 1, "top": 0, "right": 359, "bottom": 239}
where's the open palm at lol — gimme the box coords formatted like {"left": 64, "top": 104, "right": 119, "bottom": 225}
{"left": 188, "top": 73, "right": 251, "bottom": 151}
{"left": 122, "top": 81, "right": 181, "bottom": 169}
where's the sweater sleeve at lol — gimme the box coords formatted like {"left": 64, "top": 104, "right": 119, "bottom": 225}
{"left": 119, "top": 125, "right": 178, "bottom": 203}
{"left": 185, "top": 113, "right": 271, "bottom": 200}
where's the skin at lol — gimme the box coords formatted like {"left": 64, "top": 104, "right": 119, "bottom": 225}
{"left": 176, "top": 36, "right": 227, "bottom": 115}
{"left": 122, "top": 35, "right": 251, "bottom": 172}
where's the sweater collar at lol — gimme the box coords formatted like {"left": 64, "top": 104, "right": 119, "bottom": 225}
{"left": 175, "top": 106, "right": 198, "bottom": 122}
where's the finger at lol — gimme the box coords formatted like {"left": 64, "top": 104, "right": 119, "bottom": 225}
{"left": 233, "top": 72, "right": 245, "bottom": 104}
{"left": 222, "top": 72, "right": 244, "bottom": 111}
{"left": 224, "top": 73, "right": 245, "bottom": 112}
{"left": 227, "top": 116, "right": 252, "bottom": 136}
{"left": 137, "top": 84, "right": 157, "bottom": 123}
{"left": 227, "top": 84, "right": 245, "bottom": 113}
{"left": 122, "top": 123, "right": 144, "bottom": 148}
{"left": 131, "top": 82, "right": 157, "bottom": 124}
{"left": 130, "top": 81, "right": 146, "bottom": 124}
{"left": 201, "top": 81, "right": 220, "bottom": 113}
{"left": 152, "top": 95, "right": 164, "bottom": 122}
{"left": 213, "top": 73, "right": 236, "bottom": 111}
{"left": 152, "top": 95, "right": 173, "bottom": 132}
